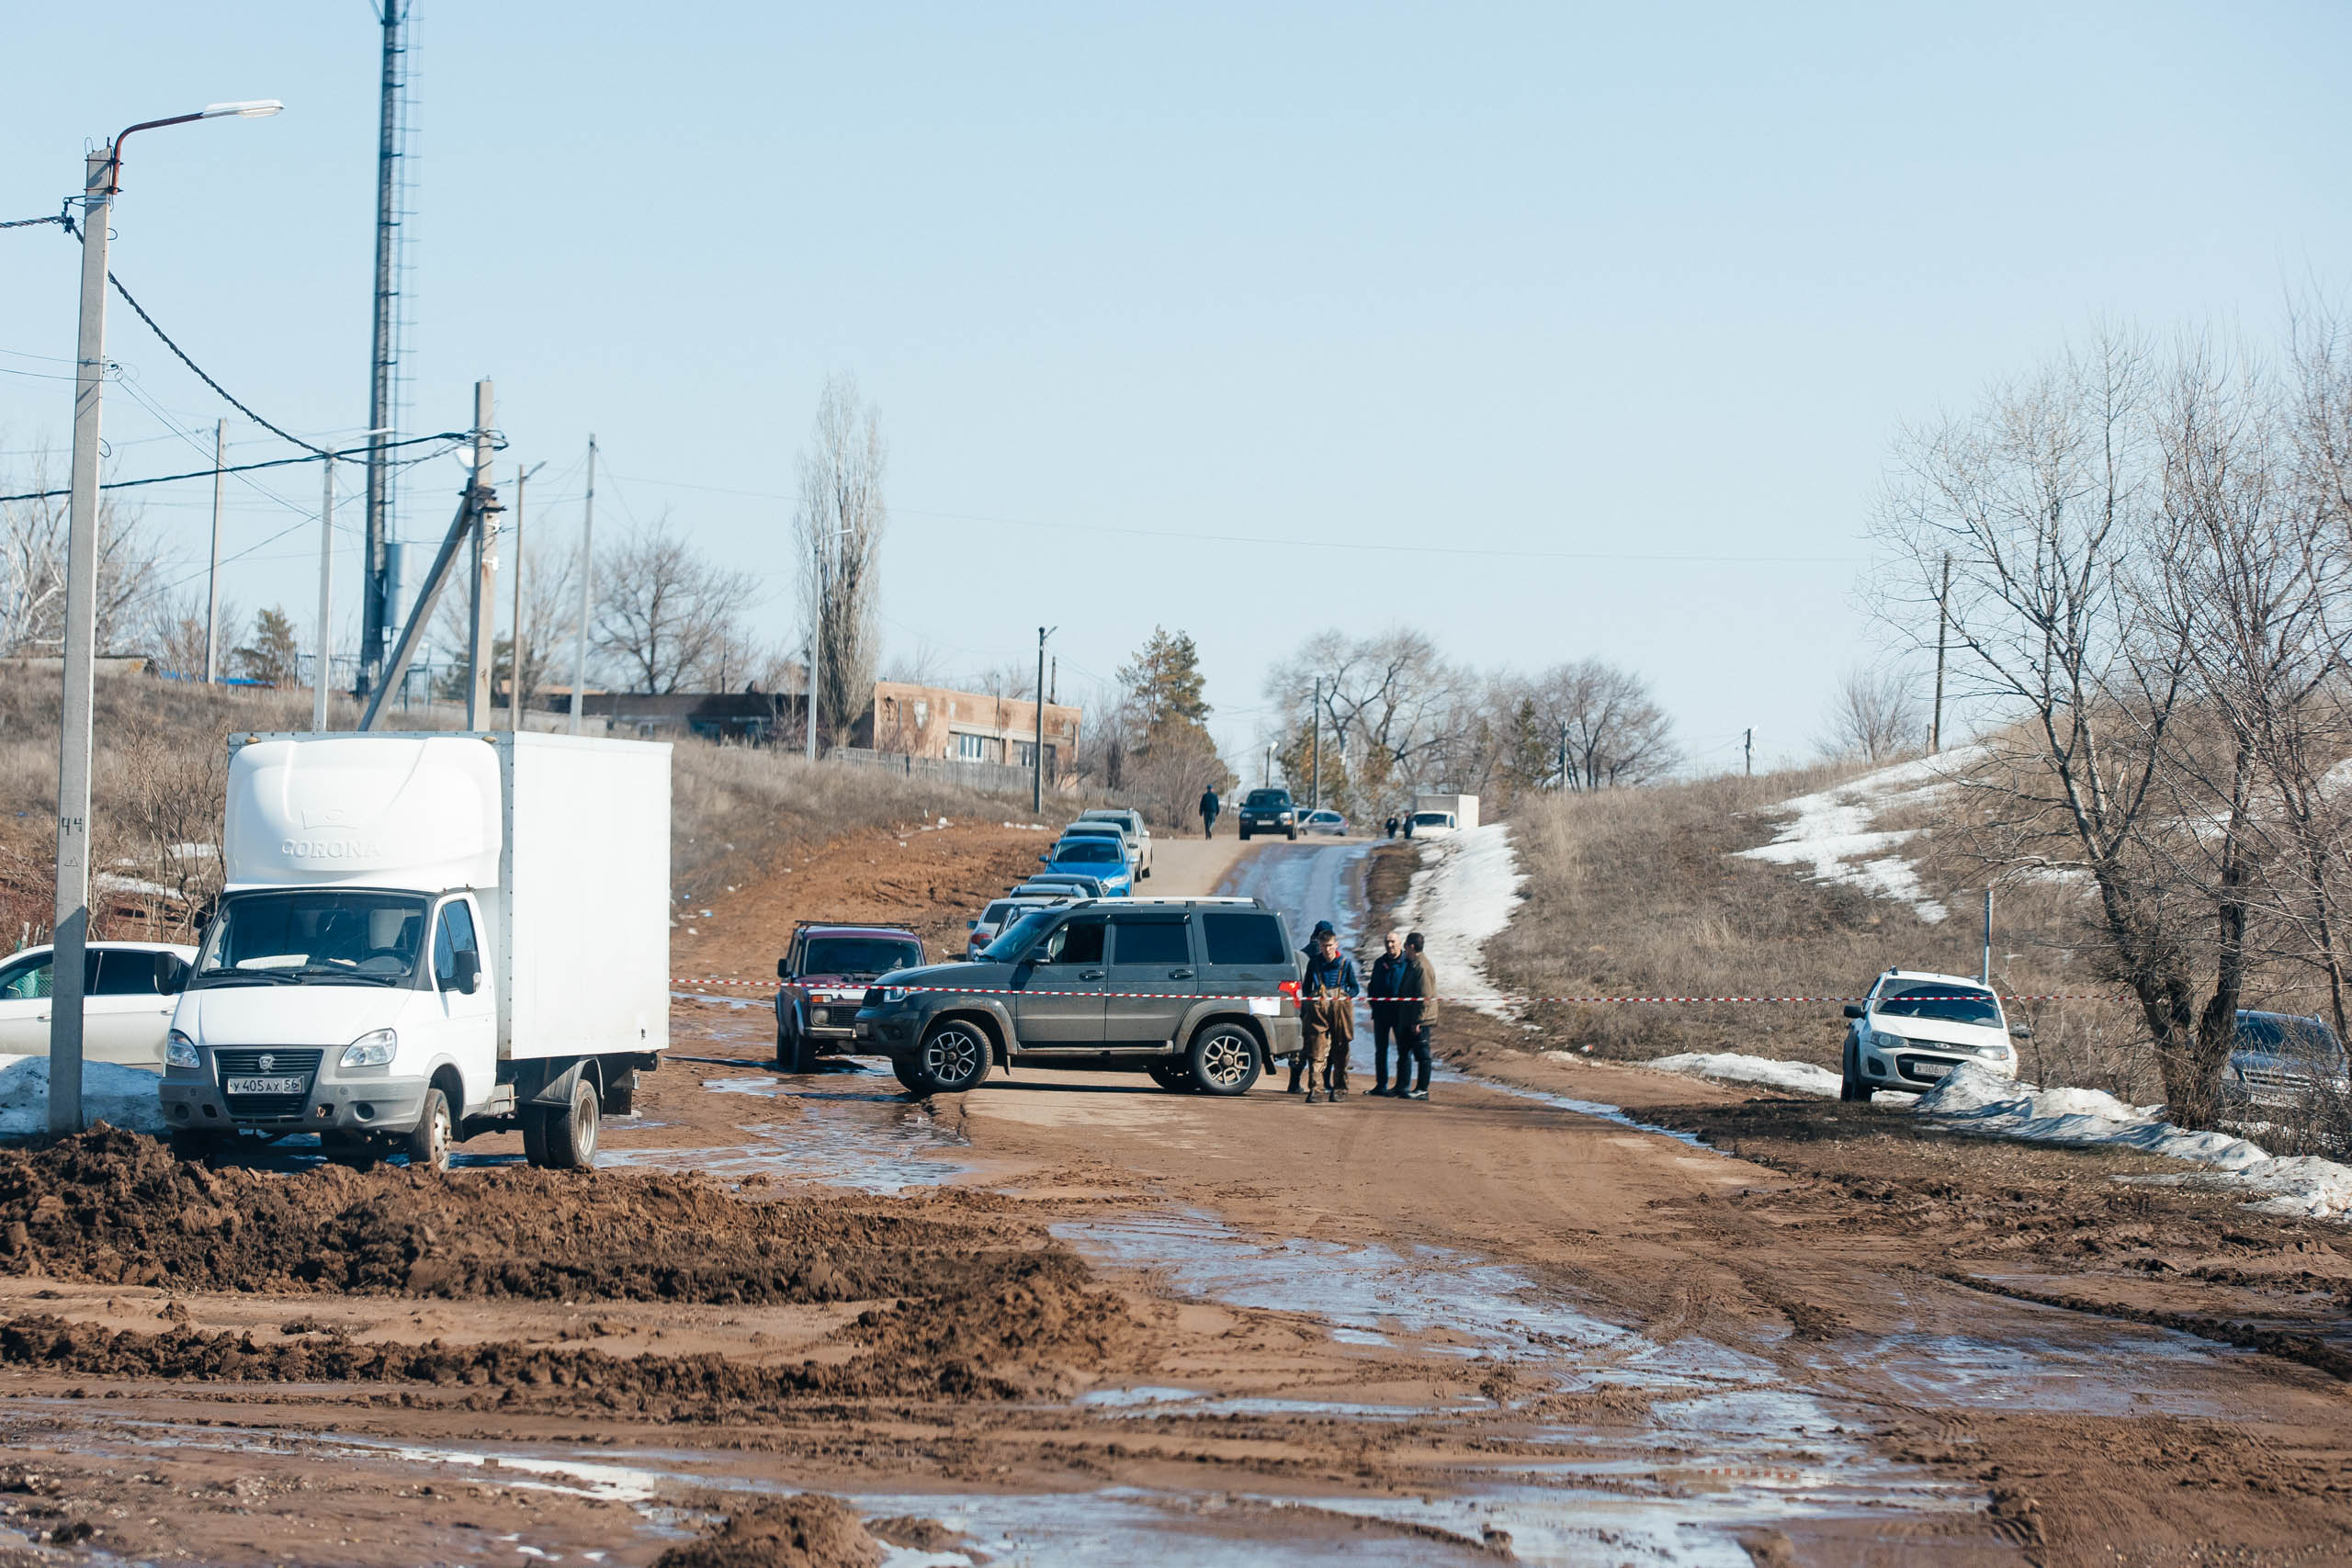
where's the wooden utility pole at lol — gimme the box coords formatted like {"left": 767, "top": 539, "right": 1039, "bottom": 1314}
{"left": 1744, "top": 728, "right": 1753, "bottom": 776}
{"left": 1930, "top": 553, "right": 1951, "bottom": 753}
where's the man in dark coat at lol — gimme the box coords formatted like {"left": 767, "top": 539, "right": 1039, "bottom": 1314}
{"left": 1199, "top": 787, "right": 1220, "bottom": 839}
{"left": 1365, "top": 930, "right": 1409, "bottom": 1096}
{"left": 1395, "top": 931, "right": 1439, "bottom": 1100}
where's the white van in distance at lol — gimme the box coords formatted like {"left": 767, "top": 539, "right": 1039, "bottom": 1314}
{"left": 159, "top": 731, "right": 671, "bottom": 1170}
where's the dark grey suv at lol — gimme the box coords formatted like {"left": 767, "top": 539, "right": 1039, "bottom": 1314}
{"left": 854, "top": 897, "right": 1304, "bottom": 1097}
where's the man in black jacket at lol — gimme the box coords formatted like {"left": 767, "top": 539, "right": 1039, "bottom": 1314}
{"left": 1365, "top": 931, "right": 1409, "bottom": 1096}
{"left": 1395, "top": 931, "right": 1438, "bottom": 1100}
{"left": 1199, "top": 787, "right": 1220, "bottom": 839}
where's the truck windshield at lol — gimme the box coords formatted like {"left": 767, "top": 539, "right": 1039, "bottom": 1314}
{"left": 191, "top": 890, "right": 430, "bottom": 987}
{"left": 797, "top": 938, "right": 921, "bottom": 977}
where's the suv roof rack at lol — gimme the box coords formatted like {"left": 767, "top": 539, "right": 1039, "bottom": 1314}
{"left": 1065, "top": 895, "right": 1266, "bottom": 908}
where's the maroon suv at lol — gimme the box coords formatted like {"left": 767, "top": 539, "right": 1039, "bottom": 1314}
{"left": 775, "top": 922, "right": 925, "bottom": 1072}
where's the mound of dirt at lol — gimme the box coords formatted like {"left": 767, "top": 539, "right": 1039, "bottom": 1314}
{"left": 653, "top": 1494, "right": 885, "bottom": 1568}
{"left": 0, "top": 1128, "right": 1079, "bottom": 1306}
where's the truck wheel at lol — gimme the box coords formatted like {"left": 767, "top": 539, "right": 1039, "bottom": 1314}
{"left": 402, "top": 1088, "right": 454, "bottom": 1173}
{"left": 1146, "top": 1061, "right": 1192, "bottom": 1092}
{"left": 1188, "top": 1023, "right": 1262, "bottom": 1096}
{"left": 910, "top": 1020, "right": 992, "bottom": 1096}
{"left": 538, "top": 1077, "right": 601, "bottom": 1169}
{"left": 889, "top": 1057, "right": 926, "bottom": 1095}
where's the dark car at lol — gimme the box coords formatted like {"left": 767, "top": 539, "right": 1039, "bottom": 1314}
{"left": 854, "top": 897, "right": 1304, "bottom": 1098}
{"left": 1237, "top": 788, "right": 1298, "bottom": 841}
{"left": 775, "top": 922, "right": 924, "bottom": 1071}
{"left": 2228, "top": 1010, "right": 2348, "bottom": 1109}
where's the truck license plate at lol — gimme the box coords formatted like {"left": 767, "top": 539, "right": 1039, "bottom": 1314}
{"left": 225, "top": 1075, "right": 305, "bottom": 1096}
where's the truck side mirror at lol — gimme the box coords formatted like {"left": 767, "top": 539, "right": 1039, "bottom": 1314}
{"left": 776, "top": 957, "right": 791, "bottom": 980}
{"left": 153, "top": 953, "right": 188, "bottom": 995}
{"left": 1842, "top": 1004, "right": 1863, "bottom": 1019}
{"left": 450, "top": 948, "right": 481, "bottom": 995}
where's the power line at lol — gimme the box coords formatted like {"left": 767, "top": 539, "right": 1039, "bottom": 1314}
{"left": 0, "top": 432, "right": 471, "bottom": 504}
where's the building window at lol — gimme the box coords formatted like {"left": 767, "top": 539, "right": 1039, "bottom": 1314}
{"left": 913, "top": 700, "right": 928, "bottom": 727}
{"left": 956, "top": 732, "right": 989, "bottom": 762}
{"left": 1014, "top": 740, "right": 1036, "bottom": 768}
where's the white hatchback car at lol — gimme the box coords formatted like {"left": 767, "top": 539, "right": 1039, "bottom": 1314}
{"left": 1838, "top": 968, "right": 2026, "bottom": 1100}
{"left": 0, "top": 941, "right": 198, "bottom": 1065}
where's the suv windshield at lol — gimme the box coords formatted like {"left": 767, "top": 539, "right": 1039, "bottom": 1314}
{"left": 2236, "top": 1014, "right": 2344, "bottom": 1058}
{"left": 982, "top": 908, "right": 1061, "bottom": 960}
{"left": 799, "top": 937, "right": 920, "bottom": 977}
{"left": 191, "top": 890, "right": 429, "bottom": 987}
{"left": 1053, "top": 840, "right": 1124, "bottom": 863}
{"left": 1246, "top": 790, "right": 1290, "bottom": 807}
{"left": 1872, "top": 982, "right": 2001, "bottom": 1027}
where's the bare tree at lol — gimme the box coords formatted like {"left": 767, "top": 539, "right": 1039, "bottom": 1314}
{"left": 793, "top": 374, "right": 888, "bottom": 743}
{"left": 1819, "top": 665, "right": 1922, "bottom": 762}
{"left": 593, "top": 520, "right": 760, "bottom": 694}
{"left": 0, "top": 448, "right": 160, "bottom": 656}
{"left": 1527, "top": 659, "right": 1680, "bottom": 790}
{"left": 1265, "top": 628, "right": 1468, "bottom": 818}
{"left": 141, "top": 589, "right": 243, "bottom": 682}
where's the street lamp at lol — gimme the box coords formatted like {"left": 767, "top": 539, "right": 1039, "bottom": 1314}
{"left": 49, "top": 100, "right": 282, "bottom": 1134}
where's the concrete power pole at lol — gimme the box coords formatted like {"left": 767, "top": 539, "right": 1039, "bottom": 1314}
{"left": 361, "top": 1, "right": 411, "bottom": 696}
{"left": 203, "top": 419, "right": 225, "bottom": 682}
{"left": 1744, "top": 728, "right": 1753, "bottom": 776}
{"left": 48, "top": 145, "right": 116, "bottom": 1134}
{"left": 464, "top": 381, "right": 496, "bottom": 730}
{"left": 508, "top": 463, "right": 526, "bottom": 732}
{"left": 568, "top": 435, "right": 595, "bottom": 735}
{"left": 312, "top": 455, "right": 334, "bottom": 731}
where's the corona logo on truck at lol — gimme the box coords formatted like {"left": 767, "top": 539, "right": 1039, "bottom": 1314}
{"left": 159, "top": 731, "right": 673, "bottom": 1173}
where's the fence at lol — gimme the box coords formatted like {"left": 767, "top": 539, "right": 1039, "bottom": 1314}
{"left": 829, "top": 746, "right": 1128, "bottom": 808}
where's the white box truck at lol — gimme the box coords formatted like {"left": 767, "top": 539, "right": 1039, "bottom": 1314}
{"left": 158, "top": 731, "right": 671, "bottom": 1170}
{"left": 1408, "top": 793, "right": 1479, "bottom": 835}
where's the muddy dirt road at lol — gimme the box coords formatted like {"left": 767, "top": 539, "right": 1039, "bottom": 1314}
{"left": 3, "top": 835, "right": 2351, "bottom": 1565}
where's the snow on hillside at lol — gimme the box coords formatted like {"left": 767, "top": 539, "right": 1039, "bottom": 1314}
{"left": 1388, "top": 825, "right": 1526, "bottom": 1020}
{"left": 1735, "top": 748, "right": 1984, "bottom": 923}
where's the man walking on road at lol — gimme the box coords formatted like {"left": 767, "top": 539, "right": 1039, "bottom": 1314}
{"left": 1296, "top": 925, "right": 1359, "bottom": 1105}
{"left": 1396, "top": 931, "right": 1437, "bottom": 1100}
{"left": 1365, "top": 931, "right": 1408, "bottom": 1096}
{"left": 1199, "top": 786, "right": 1220, "bottom": 839}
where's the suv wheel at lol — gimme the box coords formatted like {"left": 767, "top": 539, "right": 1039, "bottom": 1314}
{"left": 1839, "top": 1041, "right": 1864, "bottom": 1103}
{"left": 910, "top": 1019, "right": 992, "bottom": 1096}
{"left": 777, "top": 1021, "right": 813, "bottom": 1073}
{"left": 1188, "top": 1023, "right": 1262, "bottom": 1096}
{"left": 1146, "top": 1060, "right": 1192, "bottom": 1092}
{"left": 1239, "top": 825, "right": 1251, "bottom": 841}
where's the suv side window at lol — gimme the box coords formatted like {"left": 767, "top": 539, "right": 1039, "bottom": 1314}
{"left": 1109, "top": 917, "right": 1191, "bottom": 965}
{"left": 91, "top": 950, "right": 163, "bottom": 996}
{"left": 1203, "top": 913, "right": 1287, "bottom": 966}
{"left": 433, "top": 899, "right": 481, "bottom": 988}
{"left": 1037, "top": 916, "right": 1106, "bottom": 965}
{"left": 0, "top": 955, "right": 52, "bottom": 1000}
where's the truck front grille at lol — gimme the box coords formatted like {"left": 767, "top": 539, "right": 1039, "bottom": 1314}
{"left": 215, "top": 1047, "right": 323, "bottom": 1121}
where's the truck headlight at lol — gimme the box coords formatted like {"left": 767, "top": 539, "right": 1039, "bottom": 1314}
{"left": 879, "top": 987, "right": 910, "bottom": 1004}
{"left": 165, "top": 1030, "right": 198, "bottom": 1069}
{"left": 340, "top": 1029, "right": 398, "bottom": 1067}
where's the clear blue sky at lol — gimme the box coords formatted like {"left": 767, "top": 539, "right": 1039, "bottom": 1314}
{"left": 3, "top": 3, "right": 2346, "bottom": 773}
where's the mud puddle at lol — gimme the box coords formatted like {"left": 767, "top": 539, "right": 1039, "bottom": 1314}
{"left": 594, "top": 1070, "right": 971, "bottom": 1191}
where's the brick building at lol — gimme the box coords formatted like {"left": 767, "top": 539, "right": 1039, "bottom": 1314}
{"left": 855, "top": 681, "right": 1082, "bottom": 776}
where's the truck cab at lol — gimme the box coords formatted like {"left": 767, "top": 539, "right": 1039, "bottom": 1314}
{"left": 775, "top": 922, "right": 923, "bottom": 1072}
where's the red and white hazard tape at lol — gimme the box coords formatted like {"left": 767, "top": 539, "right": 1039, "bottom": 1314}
{"left": 670, "top": 979, "right": 2131, "bottom": 1006}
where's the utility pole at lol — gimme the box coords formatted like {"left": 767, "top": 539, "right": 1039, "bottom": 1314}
{"left": 1930, "top": 552, "right": 1951, "bottom": 754}
{"left": 803, "top": 634, "right": 817, "bottom": 761}
{"left": 1744, "top": 728, "right": 1753, "bottom": 776}
{"left": 568, "top": 435, "right": 595, "bottom": 735}
{"left": 1309, "top": 678, "right": 1322, "bottom": 810}
{"left": 1981, "top": 886, "right": 1993, "bottom": 985}
{"left": 312, "top": 455, "right": 334, "bottom": 731}
{"left": 1555, "top": 720, "right": 1567, "bottom": 791}
{"left": 464, "top": 381, "right": 496, "bottom": 730}
{"left": 507, "top": 461, "right": 542, "bottom": 733}
{"left": 1049, "top": 655, "right": 1057, "bottom": 705}
{"left": 1032, "top": 626, "right": 1051, "bottom": 814}
{"left": 1263, "top": 741, "right": 1272, "bottom": 788}
{"left": 203, "top": 419, "right": 225, "bottom": 682}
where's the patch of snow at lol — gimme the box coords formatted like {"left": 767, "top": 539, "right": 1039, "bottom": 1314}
{"left": 1647, "top": 1052, "right": 1843, "bottom": 1098}
{"left": 1735, "top": 748, "right": 1986, "bottom": 924}
{"left": 0, "top": 1054, "right": 167, "bottom": 1136}
{"left": 1916, "top": 1061, "right": 2352, "bottom": 1220}
{"left": 95, "top": 873, "right": 176, "bottom": 899}
{"left": 1387, "top": 824, "right": 1526, "bottom": 1020}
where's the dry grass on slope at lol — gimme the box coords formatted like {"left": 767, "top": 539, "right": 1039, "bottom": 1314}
{"left": 1486, "top": 762, "right": 2163, "bottom": 1099}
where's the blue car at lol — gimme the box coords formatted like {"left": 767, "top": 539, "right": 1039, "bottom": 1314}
{"left": 1037, "top": 835, "right": 1133, "bottom": 897}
